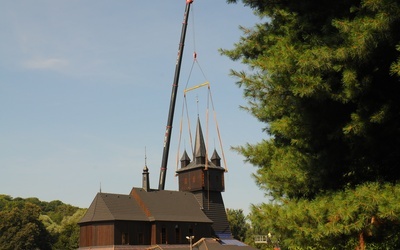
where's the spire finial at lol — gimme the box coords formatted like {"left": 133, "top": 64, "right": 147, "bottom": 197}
{"left": 214, "top": 138, "right": 216, "bottom": 150}
{"left": 145, "top": 146, "right": 147, "bottom": 167}
{"left": 196, "top": 95, "right": 200, "bottom": 116}
{"left": 143, "top": 146, "right": 149, "bottom": 172}
{"left": 100, "top": 182, "right": 102, "bottom": 193}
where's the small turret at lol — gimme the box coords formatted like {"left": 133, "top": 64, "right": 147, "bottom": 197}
{"left": 211, "top": 149, "right": 221, "bottom": 167}
{"left": 142, "top": 165, "right": 150, "bottom": 192}
{"left": 180, "top": 150, "right": 191, "bottom": 168}
{"left": 176, "top": 118, "right": 225, "bottom": 193}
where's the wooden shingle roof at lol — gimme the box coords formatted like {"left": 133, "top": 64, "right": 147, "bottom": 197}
{"left": 193, "top": 238, "right": 256, "bottom": 250}
{"left": 192, "top": 192, "right": 230, "bottom": 236}
{"left": 79, "top": 189, "right": 213, "bottom": 224}
{"left": 176, "top": 117, "right": 224, "bottom": 173}
{"left": 79, "top": 192, "right": 149, "bottom": 224}
{"left": 130, "top": 187, "right": 212, "bottom": 223}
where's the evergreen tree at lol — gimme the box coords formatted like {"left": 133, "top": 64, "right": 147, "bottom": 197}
{"left": 222, "top": 0, "right": 400, "bottom": 248}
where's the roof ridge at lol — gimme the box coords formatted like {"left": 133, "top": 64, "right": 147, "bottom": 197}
{"left": 130, "top": 189, "right": 152, "bottom": 218}
{"left": 98, "top": 193, "right": 117, "bottom": 220}
{"left": 89, "top": 193, "right": 100, "bottom": 221}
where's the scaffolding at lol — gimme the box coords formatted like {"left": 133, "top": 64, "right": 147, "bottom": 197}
{"left": 254, "top": 235, "right": 269, "bottom": 244}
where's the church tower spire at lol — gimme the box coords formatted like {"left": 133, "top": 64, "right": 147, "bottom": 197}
{"left": 176, "top": 117, "right": 225, "bottom": 192}
{"left": 176, "top": 117, "right": 230, "bottom": 238}
{"left": 194, "top": 117, "right": 207, "bottom": 164}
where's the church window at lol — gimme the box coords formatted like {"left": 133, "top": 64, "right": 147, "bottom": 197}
{"left": 122, "top": 232, "right": 128, "bottom": 245}
{"left": 161, "top": 227, "right": 167, "bottom": 244}
{"left": 175, "top": 226, "right": 180, "bottom": 243}
{"left": 138, "top": 232, "right": 144, "bottom": 244}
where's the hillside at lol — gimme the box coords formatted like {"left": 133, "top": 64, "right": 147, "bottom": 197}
{"left": 0, "top": 194, "right": 86, "bottom": 250}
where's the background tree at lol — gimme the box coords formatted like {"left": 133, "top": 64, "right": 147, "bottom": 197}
{"left": 0, "top": 202, "right": 52, "bottom": 250}
{"left": 226, "top": 208, "right": 250, "bottom": 242}
{"left": 223, "top": 0, "right": 400, "bottom": 249}
{"left": 0, "top": 194, "right": 85, "bottom": 249}
{"left": 51, "top": 208, "right": 86, "bottom": 250}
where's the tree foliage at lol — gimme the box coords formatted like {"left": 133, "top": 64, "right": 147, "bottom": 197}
{"left": 0, "top": 202, "right": 52, "bottom": 250}
{"left": 227, "top": 208, "right": 250, "bottom": 242}
{"left": 223, "top": 0, "right": 400, "bottom": 248}
{"left": 0, "top": 194, "right": 85, "bottom": 250}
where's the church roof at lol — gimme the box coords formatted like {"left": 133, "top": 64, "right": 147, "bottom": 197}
{"left": 193, "top": 238, "right": 256, "bottom": 250}
{"left": 130, "top": 187, "right": 212, "bottom": 223}
{"left": 194, "top": 117, "right": 207, "bottom": 159}
{"left": 176, "top": 160, "right": 224, "bottom": 173}
{"left": 211, "top": 149, "right": 221, "bottom": 161}
{"left": 176, "top": 118, "right": 224, "bottom": 173}
{"left": 79, "top": 192, "right": 149, "bottom": 223}
{"left": 79, "top": 189, "right": 213, "bottom": 224}
{"left": 180, "top": 150, "right": 191, "bottom": 162}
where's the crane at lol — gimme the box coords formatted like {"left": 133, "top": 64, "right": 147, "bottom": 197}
{"left": 158, "top": 0, "right": 194, "bottom": 191}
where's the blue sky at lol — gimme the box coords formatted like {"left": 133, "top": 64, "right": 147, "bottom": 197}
{"left": 0, "top": 0, "right": 266, "bottom": 215}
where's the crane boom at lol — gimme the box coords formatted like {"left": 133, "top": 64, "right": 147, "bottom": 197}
{"left": 158, "top": 0, "right": 193, "bottom": 191}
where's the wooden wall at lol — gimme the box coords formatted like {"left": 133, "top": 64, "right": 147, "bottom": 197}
{"left": 80, "top": 220, "right": 212, "bottom": 247}
{"left": 179, "top": 168, "right": 225, "bottom": 192}
{"left": 79, "top": 222, "right": 114, "bottom": 247}
{"left": 151, "top": 221, "right": 212, "bottom": 245}
{"left": 179, "top": 168, "right": 204, "bottom": 191}
{"left": 80, "top": 221, "right": 153, "bottom": 247}
{"left": 114, "top": 221, "right": 151, "bottom": 245}
{"left": 203, "top": 169, "right": 225, "bottom": 192}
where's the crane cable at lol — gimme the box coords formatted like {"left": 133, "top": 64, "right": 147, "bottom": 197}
{"left": 176, "top": 70, "right": 228, "bottom": 173}
{"left": 175, "top": 2, "right": 228, "bottom": 174}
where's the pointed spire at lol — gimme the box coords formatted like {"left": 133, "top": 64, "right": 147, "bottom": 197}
{"left": 194, "top": 117, "right": 207, "bottom": 164}
{"left": 180, "top": 150, "right": 191, "bottom": 168}
{"left": 211, "top": 149, "right": 221, "bottom": 167}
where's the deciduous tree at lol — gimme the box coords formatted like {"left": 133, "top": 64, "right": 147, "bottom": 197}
{"left": 0, "top": 202, "right": 52, "bottom": 250}
{"left": 227, "top": 208, "right": 250, "bottom": 242}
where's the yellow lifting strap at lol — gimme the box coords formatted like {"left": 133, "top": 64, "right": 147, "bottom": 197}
{"left": 183, "top": 81, "right": 209, "bottom": 94}
{"left": 176, "top": 80, "right": 229, "bottom": 173}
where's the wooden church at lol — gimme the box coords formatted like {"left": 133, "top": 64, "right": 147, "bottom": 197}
{"left": 78, "top": 118, "right": 255, "bottom": 249}
{"left": 78, "top": 1, "right": 255, "bottom": 249}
